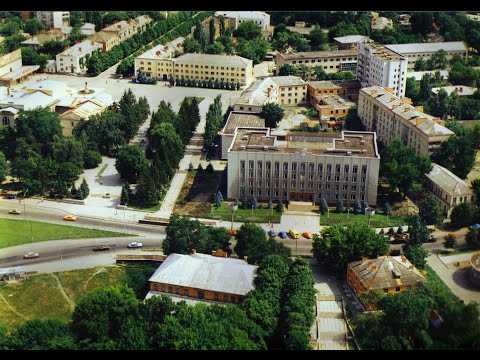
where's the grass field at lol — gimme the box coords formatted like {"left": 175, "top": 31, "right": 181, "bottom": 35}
{"left": 0, "top": 264, "right": 157, "bottom": 331}
{"left": 0, "top": 218, "right": 130, "bottom": 249}
{"left": 316, "top": 209, "right": 408, "bottom": 228}
{"left": 204, "top": 202, "right": 282, "bottom": 223}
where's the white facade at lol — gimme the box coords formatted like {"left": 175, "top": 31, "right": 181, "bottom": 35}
{"left": 358, "top": 86, "right": 454, "bottom": 155}
{"left": 35, "top": 11, "right": 70, "bottom": 29}
{"left": 214, "top": 11, "right": 270, "bottom": 31}
{"left": 227, "top": 128, "right": 380, "bottom": 205}
{"left": 56, "top": 40, "right": 102, "bottom": 74}
{"left": 357, "top": 42, "right": 408, "bottom": 98}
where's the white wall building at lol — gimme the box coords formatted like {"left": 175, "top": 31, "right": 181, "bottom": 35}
{"left": 357, "top": 41, "right": 408, "bottom": 98}
{"left": 56, "top": 40, "right": 102, "bottom": 74}
{"left": 214, "top": 11, "right": 270, "bottom": 31}
{"left": 227, "top": 128, "right": 380, "bottom": 205}
{"left": 358, "top": 86, "right": 454, "bottom": 155}
{"left": 35, "top": 11, "right": 70, "bottom": 29}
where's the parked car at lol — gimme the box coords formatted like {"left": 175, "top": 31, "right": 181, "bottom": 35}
{"left": 278, "top": 231, "right": 288, "bottom": 239}
{"left": 390, "top": 249, "right": 402, "bottom": 256}
{"left": 469, "top": 224, "right": 480, "bottom": 230}
{"left": 93, "top": 245, "right": 110, "bottom": 251}
{"left": 63, "top": 215, "right": 77, "bottom": 221}
{"left": 313, "top": 231, "right": 321, "bottom": 238}
{"left": 24, "top": 252, "right": 39, "bottom": 259}
{"left": 127, "top": 242, "right": 143, "bottom": 248}
{"left": 229, "top": 229, "right": 237, "bottom": 236}
{"left": 268, "top": 229, "right": 276, "bottom": 237}
{"left": 289, "top": 228, "right": 300, "bottom": 239}
{"left": 8, "top": 209, "right": 21, "bottom": 215}
{"left": 426, "top": 235, "right": 437, "bottom": 243}
{"left": 302, "top": 231, "right": 313, "bottom": 239}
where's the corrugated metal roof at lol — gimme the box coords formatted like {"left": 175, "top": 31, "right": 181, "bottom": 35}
{"left": 174, "top": 53, "right": 252, "bottom": 68}
{"left": 426, "top": 163, "right": 474, "bottom": 196}
{"left": 385, "top": 41, "right": 467, "bottom": 54}
{"left": 149, "top": 253, "right": 258, "bottom": 296}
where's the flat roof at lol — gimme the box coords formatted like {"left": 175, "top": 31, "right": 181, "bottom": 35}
{"left": 279, "top": 49, "right": 357, "bottom": 60}
{"left": 407, "top": 70, "right": 449, "bottom": 81}
{"left": 0, "top": 65, "right": 39, "bottom": 81}
{"left": 334, "top": 35, "right": 370, "bottom": 44}
{"left": 270, "top": 76, "right": 306, "bottom": 87}
{"left": 426, "top": 163, "right": 474, "bottom": 196}
{"left": 174, "top": 53, "right": 252, "bottom": 68}
{"left": 431, "top": 85, "right": 476, "bottom": 97}
{"left": 385, "top": 41, "right": 467, "bottom": 54}
{"left": 314, "top": 94, "right": 355, "bottom": 108}
{"left": 230, "top": 128, "right": 379, "bottom": 158}
{"left": 360, "top": 42, "right": 406, "bottom": 61}
{"left": 222, "top": 112, "right": 265, "bottom": 135}
{"left": 149, "top": 253, "right": 257, "bottom": 296}
{"left": 308, "top": 79, "right": 361, "bottom": 90}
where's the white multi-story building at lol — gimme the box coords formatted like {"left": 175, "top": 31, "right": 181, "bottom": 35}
{"left": 233, "top": 76, "right": 307, "bottom": 113}
{"left": 384, "top": 41, "right": 468, "bottom": 72}
{"left": 357, "top": 41, "right": 408, "bottom": 98}
{"left": 56, "top": 40, "right": 102, "bottom": 74}
{"left": 214, "top": 11, "right": 270, "bottom": 31}
{"left": 35, "top": 11, "right": 70, "bottom": 29}
{"left": 227, "top": 128, "right": 380, "bottom": 205}
{"left": 358, "top": 86, "right": 454, "bottom": 155}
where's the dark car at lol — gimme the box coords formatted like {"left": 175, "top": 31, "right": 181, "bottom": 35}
{"left": 268, "top": 229, "right": 276, "bottom": 237}
{"left": 278, "top": 231, "right": 287, "bottom": 239}
{"left": 390, "top": 249, "right": 402, "bottom": 256}
{"left": 93, "top": 245, "right": 110, "bottom": 251}
{"left": 425, "top": 235, "right": 437, "bottom": 243}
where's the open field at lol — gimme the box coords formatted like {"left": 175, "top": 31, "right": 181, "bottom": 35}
{"left": 315, "top": 209, "right": 408, "bottom": 228}
{"left": 0, "top": 263, "right": 157, "bottom": 331}
{"left": 0, "top": 218, "right": 129, "bottom": 249}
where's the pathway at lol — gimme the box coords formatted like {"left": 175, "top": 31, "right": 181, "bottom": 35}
{"left": 51, "top": 273, "right": 75, "bottom": 311}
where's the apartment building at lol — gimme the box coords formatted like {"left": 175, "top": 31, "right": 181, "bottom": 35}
{"left": 87, "top": 31, "right": 119, "bottom": 52}
{"left": 214, "top": 11, "right": 270, "bottom": 31}
{"left": 56, "top": 40, "right": 102, "bottom": 74}
{"left": 358, "top": 86, "right": 454, "bottom": 155}
{"left": 357, "top": 41, "right": 408, "bottom": 98}
{"left": 173, "top": 53, "right": 253, "bottom": 87}
{"left": 371, "top": 16, "right": 393, "bottom": 30}
{"left": 425, "top": 163, "right": 476, "bottom": 217}
{"left": 384, "top": 41, "right": 468, "bottom": 72}
{"left": 147, "top": 251, "right": 257, "bottom": 304}
{"left": 334, "top": 35, "right": 371, "bottom": 50}
{"left": 227, "top": 128, "right": 380, "bottom": 205}
{"left": 102, "top": 20, "right": 137, "bottom": 42}
{"left": 134, "top": 37, "right": 185, "bottom": 80}
{"left": 276, "top": 50, "right": 357, "bottom": 74}
{"left": 308, "top": 80, "right": 360, "bottom": 119}
{"left": 35, "top": 11, "right": 70, "bottom": 29}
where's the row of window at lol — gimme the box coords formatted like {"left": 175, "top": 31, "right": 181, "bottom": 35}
{"left": 238, "top": 188, "right": 366, "bottom": 201}
{"left": 152, "top": 283, "right": 239, "bottom": 303}
{"left": 290, "top": 57, "right": 356, "bottom": 64}
{"left": 241, "top": 161, "right": 367, "bottom": 175}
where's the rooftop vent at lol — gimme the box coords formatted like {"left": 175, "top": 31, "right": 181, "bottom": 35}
{"left": 240, "top": 145, "right": 246, "bottom": 149}
{"left": 241, "top": 135, "right": 248, "bottom": 140}
{"left": 263, "top": 146, "right": 268, "bottom": 151}
{"left": 360, "top": 139, "right": 366, "bottom": 144}
{"left": 345, "top": 140, "right": 350, "bottom": 144}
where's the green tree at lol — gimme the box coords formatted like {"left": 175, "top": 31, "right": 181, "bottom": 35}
{"left": 431, "top": 134, "right": 476, "bottom": 179}
{"left": 418, "top": 195, "right": 443, "bottom": 225}
{"left": 449, "top": 202, "right": 475, "bottom": 228}
{"left": 236, "top": 37, "right": 270, "bottom": 64}
{"left": 183, "top": 37, "right": 203, "bottom": 53}
{"left": 410, "top": 12, "right": 434, "bottom": 35}
{"left": 8, "top": 319, "right": 76, "bottom": 350}
{"left": 276, "top": 200, "right": 284, "bottom": 212}
{"left": 82, "top": 149, "right": 102, "bottom": 169}
{"left": 384, "top": 202, "right": 392, "bottom": 216}
{"left": 234, "top": 222, "right": 267, "bottom": 264}
{"left": 217, "top": 35, "right": 234, "bottom": 54}
{"left": 443, "top": 233, "right": 457, "bottom": 249}
{"left": 206, "top": 41, "right": 225, "bottom": 54}
{"left": 162, "top": 214, "right": 209, "bottom": 255}
{"left": 208, "top": 17, "right": 215, "bottom": 44}
{"left": 134, "top": 167, "right": 160, "bottom": 206}
{"left": 235, "top": 20, "right": 262, "bottom": 40}
{"left": 39, "top": 39, "right": 68, "bottom": 58}
{"left": 268, "top": 199, "right": 273, "bottom": 209}
{"left": 308, "top": 24, "right": 328, "bottom": 51}
{"left": 336, "top": 199, "right": 344, "bottom": 213}
{"left": 260, "top": 102, "right": 284, "bottom": 128}
{"left": 431, "top": 49, "right": 448, "bottom": 69}
{"left": 115, "top": 145, "right": 148, "bottom": 183}
{"left": 465, "top": 227, "right": 480, "bottom": 248}
{"left": 0, "top": 151, "right": 7, "bottom": 182}
{"left": 205, "top": 226, "right": 231, "bottom": 254}
{"left": 313, "top": 221, "right": 389, "bottom": 272}
{"left": 381, "top": 138, "right": 432, "bottom": 198}
{"left": 278, "top": 64, "right": 298, "bottom": 76}
{"left": 79, "top": 178, "right": 89, "bottom": 198}
{"left": 403, "top": 244, "right": 429, "bottom": 270}
{"left": 354, "top": 199, "right": 362, "bottom": 214}
{"left": 472, "top": 179, "right": 480, "bottom": 206}
{"left": 319, "top": 198, "right": 328, "bottom": 215}
{"left": 120, "top": 183, "right": 129, "bottom": 205}
{"left": 406, "top": 215, "right": 430, "bottom": 245}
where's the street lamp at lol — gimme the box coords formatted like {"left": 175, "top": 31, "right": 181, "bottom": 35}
{"left": 23, "top": 190, "right": 33, "bottom": 243}
{"left": 365, "top": 207, "right": 375, "bottom": 227}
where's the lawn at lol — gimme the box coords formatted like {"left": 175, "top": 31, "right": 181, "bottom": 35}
{"left": 316, "top": 209, "right": 408, "bottom": 228}
{"left": 0, "top": 264, "right": 157, "bottom": 331}
{"left": 204, "top": 202, "right": 282, "bottom": 224}
{"left": 0, "top": 218, "right": 131, "bottom": 249}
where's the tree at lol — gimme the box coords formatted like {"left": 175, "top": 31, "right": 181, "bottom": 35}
{"left": 21, "top": 47, "right": 49, "bottom": 70}
{"left": 363, "top": 200, "right": 369, "bottom": 214}
{"left": 384, "top": 202, "right": 392, "bottom": 216}
{"left": 0, "top": 151, "right": 6, "bottom": 182}
{"left": 115, "top": 145, "right": 148, "bottom": 183}
{"left": 250, "top": 195, "right": 258, "bottom": 209}
{"left": 336, "top": 199, "right": 344, "bottom": 213}
{"left": 308, "top": 24, "right": 328, "bottom": 51}
{"left": 403, "top": 244, "right": 429, "bottom": 269}
{"left": 183, "top": 37, "right": 203, "bottom": 53}
{"left": 162, "top": 214, "right": 209, "bottom": 255}
{"left": 268, "top": 199, "right": 273, "bottom": 209}
{"left": 381, "top": 138, "right": 432, "bottom": 198}
{"left": 193, "top": 19, "right": 208, "bottom": 50}
{"left": 71, "top": 285, "right": 142, "bottom": 346}
{"left": 465, "top": 227, "right": 480, "bottom": 248}
{"left": 217, "top": 35, "right": 234, "bottom": 54}
{"left": 406, "top": 215, "right": 430, "bottom": 245}
{"left": 260, "top": 103, "right": 284, "bottom": 128}
{"left": 472, "top": 179, "right": 480, "bottom": 206}
{"left": 206, "top": 163, "right": 214, "bottom": 172}
{"left": 443, "top": 233, "right": 457, "bottom": 249}
{"left": 8, "top": 319, "right": 76, "bottom": 350}
{"left": 354, "top": 199, "right": 362, "bottom": 215}
{"left": 278, "top": 64, "right": 298, "bottom": 76}
{"left": 206, "top": 41, "right": 225, "bottom": 54}
{"left": 276, "top": 200, "right": 284, "bottom": 212}
{"left": 79, "top": 178, "right": 89, "bottom": 199}
{"left": 120, "top": 183, "right": 129, "bottom": 205}
{"left": 313, "top": 221, "right": 390, "bottom": 272}
{"left": 217, "top": 190, "right": 224, "bottom": 203}
{"left": 431, "top": 49, "right": 448, "bottom": 69}
{"left": 449, "top": 202, "right": 475, "bottom": 228}
{"left": 209, "top": 17, "right": 215, "bottom": 44}
{"left": 410, "top": 12, "right": 434, "bottom": 35}
{"left": 235, "top": 37, "right": 270, "bottom": 64}
{"left": 83, "top": 149, "right": 102, "bottom": 169}
{"left": 234, "top": 222, "right": 268, "bottom": 264}
{"left": 134, "top": 167, "right": 160, "bottom": 206}
{"left": 39, "top": 39, "right": 68, "bottom": 58}
{"left": 320, "top": 198, "right": 328, "bottom": 215}
{"left": 418, "top": 195, "right": 443, "bottom": 225}
{"left": 431, "top": 134, "right": 476, "bottom": 179}
{"left": 205, "top": 226, "right": 231, "bottom": 255}
{"left": 235, "top": 21, "right": 262, "bottom": 41}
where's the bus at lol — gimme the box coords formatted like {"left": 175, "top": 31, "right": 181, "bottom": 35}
{"left": 289, "top": 228, "right": 300, "bottom": 239}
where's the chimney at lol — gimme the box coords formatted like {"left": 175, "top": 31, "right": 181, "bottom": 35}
{"left": 7, "top": 87, "right": 10, "bottom": 96}
{"left": 91, "top": 41, "right": 94, "bottom": 46}
{"left": 117, "top": 24, "right": 121, "bottom": 29}
{"left": 244, "top": 256, "right": 248, "bottom": 263}
{"left": 416, "top": 117, "right": 427, "bottom": 126}
{"left": 392, "top": 104, "right": 398, "bottom": 109}
{"left": 409, "top": 265, "right": 414, "bottom": 270}
{"left": 401, "top": 255, "right": 407, "bottom": 263}
{"left": 371, "top": 265, "right": 377, "bottom": 271}
{"left": 192, "top": 249, "right": 196, "bottom": 254}
{"left": 459, "top": 87, "right": 463, "bottom": 93}
{"left": 78, "top": 47, "right": 82, "bottom": 52}
{"left": 367, "top": 261, "right": 373, "bottom": 268}
{"left": 415, "top": 105, "right": 424, "bottom": 112}
{"left": 156, "top": 51, "right": 161, "bottom": 56}
{"left": 211, "top": 250, "right": 216, "bottom": 256}
{"left": 370, "top": 89, "right": 377, "bottom": 95}
{"left": 362, "top": 257, "right": 368, "bottom": 262}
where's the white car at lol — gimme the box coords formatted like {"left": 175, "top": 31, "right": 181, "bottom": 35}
{"left": 127, "top": 242, "right": 143, "bottom": 248}
{"left": 24, "top": 252, "right": 39, "bottom": 259}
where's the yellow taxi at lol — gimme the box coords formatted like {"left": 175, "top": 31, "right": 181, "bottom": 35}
{"left": 63, "top": 215, "right": 77, "bottom": 221}
{"left": 289, "top": 228, "right": 300, "bottom": 239}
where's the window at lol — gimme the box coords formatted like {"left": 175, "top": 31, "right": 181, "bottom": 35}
{"left": 161, "top": 285, "right": 165, "bottom": 292}
{"left": 223, "top": 294, "right": 228, "bottom": 302}
{"left": 214, "top": 293, "right": 219, "bottom": 301}
{"left": 175, "top": 287, "right": 179, "bottom": 294}
{"left": 168, "top": 286, "right": 173, "bottom": 293}
{"left": 395, "top": 287, "right": 401, "bottom": 293}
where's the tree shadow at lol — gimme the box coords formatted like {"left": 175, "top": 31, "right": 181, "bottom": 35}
{"left": 451, "top": 268, "right": 480, "bottom": 292}
{"left": 96, "top": 173, "right": 122, "bottom": 187}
